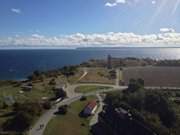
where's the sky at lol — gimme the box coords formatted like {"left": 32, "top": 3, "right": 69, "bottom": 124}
{"left": 0, "top": 0, "right": 180, "bottom": 48}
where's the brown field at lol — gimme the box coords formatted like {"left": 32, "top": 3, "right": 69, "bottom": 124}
{"left": 123, "top": 66, "right": 180, "bottom": 87}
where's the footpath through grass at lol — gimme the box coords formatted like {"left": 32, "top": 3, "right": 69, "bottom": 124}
{"left": 75, "top": 85, "right": 112, "bottom": 94}
{"left": 43, "top": 96, "right": 96, "bottom": 135}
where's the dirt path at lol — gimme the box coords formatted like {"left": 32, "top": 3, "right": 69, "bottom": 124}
{"left": 77, "top": 68, "right": 88, "bottom": 82}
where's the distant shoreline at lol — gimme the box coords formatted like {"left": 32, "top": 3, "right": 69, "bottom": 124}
{"left": 76, "top": 46, "right": 180, "bottom": 50}
{"left": 0, "top": 46, "right": 180, "bottom": 50}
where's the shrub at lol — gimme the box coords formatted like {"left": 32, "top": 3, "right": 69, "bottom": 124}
{"left": 58, "top": 105, "right": 68, "bottom": 115}
{"left": 80, "top": 96, "right": 87, "bottom": 101}
{"left": 43, "top": 101, "right": 52, "bottom": 110}
{"left": 49, "top": 78, "right": 56, "bottom": 85}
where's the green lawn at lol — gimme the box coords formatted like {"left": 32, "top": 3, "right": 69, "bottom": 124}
{"left": 0, "top": 82, "right": 54, "bottom": 103}
{"left": 75, "top": 85, "right": 112, "bottom": 94}
{"left": 0, "top": 81, "right": 55, "bottom": 128}
{"left": 43, "top": 96, "right": 96, "bottom": 135}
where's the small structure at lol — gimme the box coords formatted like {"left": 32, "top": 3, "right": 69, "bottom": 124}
{"left": 83, "top": 100, "right": 97, "bottom": 116}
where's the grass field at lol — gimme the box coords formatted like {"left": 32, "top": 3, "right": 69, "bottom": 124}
{"left": 0, "top": 82, "right": 54, "bottom": 104}
{"left": 0, "top": 81, "right": 56, "bottom": 128}
{"left": 75, "top": 85, "right": 112, "bottom": 94}
{"left": 67, "top": 68, "right": 84, "bottom": 84}
{"left": 43, "top": 96, "right": 96, "bottom": 135}
{"left": 123, "top": 66, "right": 180, "bottom": 87}
{"left": 79, "top": 68, "right": 114, "bottom": 84}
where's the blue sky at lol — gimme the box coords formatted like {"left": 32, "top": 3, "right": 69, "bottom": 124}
{"left": 0, "top": 0, "right": 180, "bottom": 47}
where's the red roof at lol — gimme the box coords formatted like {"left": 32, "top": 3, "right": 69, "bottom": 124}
{"left": 86, "top": 100, "right": 97, "bottom": 110}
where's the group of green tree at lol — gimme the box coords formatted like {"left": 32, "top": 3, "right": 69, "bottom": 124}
{"left": 104, "top": 78, "right": 180, "bottom": 135}
{"left": 28, "top": 65, "right": 78, "bottom": 81}
{"left": 156, "top": 60, "right": 180, "bottom": 66}
{"left": 3, "top": 102, "right": 42, "bottom": 134}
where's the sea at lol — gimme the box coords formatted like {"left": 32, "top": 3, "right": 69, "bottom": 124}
{"left": 0, "top": 47, "right": 180, "bottom": 80}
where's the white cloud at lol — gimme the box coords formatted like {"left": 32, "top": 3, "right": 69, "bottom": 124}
{"left": 160, "top": 28, "right": 175, "bottom": 33}
{"left": 105, "top": 2, "right": 117, "bottom": 7}
{"left": 116, "top": 0, "right": 126, "bottom": 4}
{"left": 105, "top": 0, "right": 126, "bottom": 7}
{"left": 31, "top": 34, "right": 44, "bottom": 38}
{"left": 11, "top": 8, "right": 21, "bottom": 14}
{"left": 0, "top": 29, "right": 180, "bottom": 48}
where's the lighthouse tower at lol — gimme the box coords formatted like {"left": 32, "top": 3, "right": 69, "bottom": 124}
{"left": 107, "top": 55, "right": 112, "bottom": 69}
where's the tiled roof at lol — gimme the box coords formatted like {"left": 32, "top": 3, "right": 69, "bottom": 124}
{"left": 86, "top": 100, "right": 97, "bottom": 110}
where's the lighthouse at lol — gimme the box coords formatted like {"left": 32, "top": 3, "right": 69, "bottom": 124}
{"left": 107, "top": 55, "right": 112, "bottom": 69}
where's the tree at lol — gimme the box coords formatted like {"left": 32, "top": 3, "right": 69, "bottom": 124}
{"left": 145, "top": 93, "right": 177, "bottom": 128}
{"left": 158, "top": 97, "right": 177, "bottom": 128}
{"left": 3, "top": 112, "right": 33, "bottom": 132}
{"left": 104, "top": 91, "right": 123, "bottom": 107}
{"left": 127, "top": 78, "right": 145, "bottom": 93}
{"left": 49, "top": 78, "right": 56, "bottom": 85}
{"left": 43, "top": 101, "right": 52, "bottom": 110}
{"left": 137, "top": 78, "right": 144, "bottom": 87}
{"left": 55, "top": 89, "right": 67, "bottom": 99}
{"left": 144, "top": 112, "right": 169, "bottom": 135}
{"left": 144, "top": 93, "right": 161, "bottom": 113}
{"left": 80, "top": 96, "right": 87, "bottom": 101}
{"left": 3, "top": 102, "right": 43, "bottom": 132}
{"left": 126, "top": 90, "right": 145, "bottom": 110}
{"left": 13, "top": 102, "right": 42, "bottom": 116}
{"left": 60, "top": 66, "right": 78, "bottom": 78}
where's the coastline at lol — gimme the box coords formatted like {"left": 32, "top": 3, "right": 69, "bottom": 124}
{"left": 0, "top": 48, "right": 180, "bottom": 80}
{"left": 1, "top": 56, "right": 180, "bottom": 82}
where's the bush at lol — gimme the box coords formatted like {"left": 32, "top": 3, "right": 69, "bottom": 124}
{"left": 60, "top": 66, "right": 78, "bottom": 77}
{"left": 80, "top": 96, "right": 87, "bottom": 101}
{"left": 128, "top": 79, "right": 142, "bottom": 92}
{"left": 43, "top": 101, "right": 52, "bottom": 110}
{"left": 13, "top": 102, "right": 42, "bottom": 116}
{"left": 55, "top": 89, "right": 67, "bottom": 99}
{"left": 49, "top": 78, "right": 56, "bottom": 85}
{"left": 58, "top": 105, "right": 68, "bottom": 115}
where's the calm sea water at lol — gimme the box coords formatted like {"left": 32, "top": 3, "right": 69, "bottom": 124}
{"left": 0, "top": 48, "right": 180, "bottom": 80}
